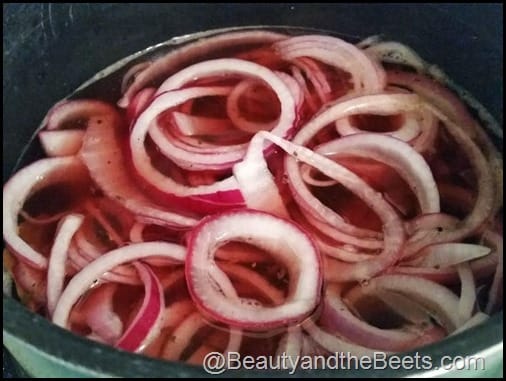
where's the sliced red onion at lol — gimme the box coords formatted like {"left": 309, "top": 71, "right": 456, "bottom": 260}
{"left": 314, "top": 133, "right": 440, "bottom": 215}
{"left": 291, "top": 65, "right": 319, "bottom": 113}
{"left": 226, "top": 79, "right": 278, "bottom": 133}
{"left": 345, "top": 275, "right": 461, "bottom": 332}
{"left": 404, "top": 243, "right": 491, "bottom": 268}
{"left": 286, "top": 93, "right": 420, "bottom": 240}
{"left": 126, "top": 87, "right": 157, "bottom": 123}
{"left": 320, "top": 284, "right": 443, "bottom": 351}
{"left": 219, "top": 262, "right": 285, "bottom": 305}
{"left": 335, "top": 111, "right": 421, "bottom": 142}
{"left": 374, "top": 291, "right": 432, "bottom": 325}
{"left": 119, "top": 30, "right": 287, "bottom": 107}
{"left": 172, "top": 111, "right": 236, "bottom": 136}
{"left": 47, "top": 214, "right": 84, "bottom": 315}
{"left": 52, "top": 242, "right": 185, "bottom": 328}
{"left": 457, "top": 263, "right": 476, "bottom": 325}
{"left": 129, "top": 222, "right": 145, "bottom": 243}
{"left": 80, "top": 105, "right": 199, "bottom": 227}
{"left": 233, "top": 133, "right": 289, "bottom": 218}
{"left": 293, "top": 57, "right": 332, "bottom": 103}
{"left": 18, "top": 210, "right": 68, "bottom": 226}
{"left": 275, "top": 327, "right": 302, "bottom": 366}
{"left": 44, "top": 99, "right": 118, "bottom": 130}
{"left": 83, "top": 201, "right": 124, "bottom": 247}
{"left": 141, "top": 58, "right": 296, "bottom": 170}
{"left": 3, "top": 156, "right": 89, "bottom": 269}
{"left": 121, "top": 61, "right": 152, "bottom": 94}
{"left": 274, "top": 35, "right": 385, "bottom": 92}
{"left": 451, "top": 312, "right": 489, "bottom": 335}
{"left": 116, "top": 262, "right": 165, "bottom": 352}
{"left": 162, "top": 299, "right": 196, "bottom": 329}
{"left": 303, "top": 319, "right": 386, "bottom": 357}
{"left": 485, "top": 230, "right": 503, "bottom": 314}
{"left": 161, "top": 312, "right": 206, "bottom": 360}
{"left": 259, "top": 131, "right": 405, "bottom": 281}
{"left": 403, "top": 103, "right": 495, "bottom": 255}
{"left": 186, "top": 210, "right": 321, "bottom": 330}
{"left": 81, "top": 283, "right": 123, "bottom": 344}
{"left": 39, "top": 130, "right": 85, "bottom": 157}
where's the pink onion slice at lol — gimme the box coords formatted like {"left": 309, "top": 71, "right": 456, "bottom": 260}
{"left": 142, "top": 58, "right": 296, "bottom": 170}
{"left": 314, "top": 133, "right": 440, "bottom": 215}
{"left": 47, "top": 214, "right": 84, "bottom": 315}
{"left": 172, "top": 112, "right": 236, "bottom": 136}
{"left": 303, "top": 319, "right": 386, "bottom": 357}
{"left": 404, "top": 243, "right": 491, "bottom": 268}
{"left": 80, "top": 104, "right": 199, "bottom": 228}
{"left": 162, "top": 299, "right": 196, "bottom": 329}
{"left": 39, "top": 130, "right": 85, "bottom": 157}
{"left": 485, "top": 230, "right": 503, "bottom": 314}
{"left": 119, "top": 30, "right": 287, "bottom": 107}
{"left": 161, "top": 312, "right": 206, "bottom": 360}
{"left": 259, "top": 131, "right": 405, "bottom": 281}
{"left": 274, "top": 35, "right": 385, "bottom": 92}
{"left": 52, "top": 242, "right": 185, "bottom": 328}
{"left": 116, "top": 262, "right": 165, "bottom": 352}
{"left": 320, "top": 283, "right": 442, "bottom": 351}
{"left": 186, "top": 209, "right": 322, "bottom": 330}
{"left": 457, "top": 263, "right": 476, "bottom": 325}
{"left": 233, "top": 133, "right": 289, "bottom": 218}
{"left": 286, "top": 93, "right": 421, "bottom": 240}
{"left": 345, "top": 275, "right": 460, "bottom": 332}
{"left": 3, "top": 156, "right": 89, "bottom": 269}
{"left": 43, "top": 99, "right": 117, "bottom": 131}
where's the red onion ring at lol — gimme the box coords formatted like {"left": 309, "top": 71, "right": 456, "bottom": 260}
{"left": 39, "top": 130, "right": 85, "bottom": 157}
{"left": 52, "top": 242, "right": 185, "bottom": 328}
{"left": 186, "top": 209, "right": 322, "bottom": 330}
{"left": 47, "top": 214, "right": 84, "bottom": 315}
{"left": 116, "top": 262, "right": 165, "bottom": 352}
{"left": 3, "top": 156, "right": 89, "bottom": 269}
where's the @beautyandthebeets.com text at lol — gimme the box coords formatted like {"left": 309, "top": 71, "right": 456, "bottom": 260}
{"left": 202, "top": 351, "right": 486, "bottom": 375}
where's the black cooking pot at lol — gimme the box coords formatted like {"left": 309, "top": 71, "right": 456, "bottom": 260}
{"left": 3, "top": 3, "right": 503, "bottom": 377}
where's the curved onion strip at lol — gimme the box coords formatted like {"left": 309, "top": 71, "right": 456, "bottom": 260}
{"left": 143, "top": 58, "right": 296, "bottom": 171}
{"left": 335, "top": 111, "right": 421, "bottom": 142}
{"left": 457, "top": 263, "right": 476, "bottom": 325}
{"left": 302, "top": 212, "right": 383, "bottom": 250}
{"left": 39, "top": 130, "right": 85, "bottom": 157}
{"left": 129, "top": 222, "right": 145, "bottom": 243}
{"left": 3, "top": 156, "right": 89, "bottom": 269}
{"left": 403, "top": 103, "right": 495, "bottom": 256}
{"left": 47, "top": 214, "right": 84, "bottom": 315}
{"left": 44, "top": 99, "right": 116, "bottom": 131}
{"left": 186, "top": 210, "right": 321, "bottom": 330}
{"left": 119, "top": 30, "right": 287, "bottom": 107}
{"left": 126, "top": 87, "right": 157, "bottom": 123}
{"left": 286, "top": 93, "right": 421, "bottom": 239}
{"left": 276, "top": 327, "right": 302, "bottom": 367}
{"left": 162, "top": 299, "right": 196, "bottom": 329}
{"left": 451, "top": 312, "right": 489, "bottom": 336}
{"left": 121, "top": 61, "right": 152, "bottom": 94}
{"left": 83, "top": 201, "right": 124, "bottom": 247}
{"left": 130, "top": 87, "right": 246, "bottom": 210}
{"left": 18, "top": 210, "right": 68, "bottom": 226}
{"left": 293, "top": 57, "right": 332, "bottom": 103}
{"left": 161, "top": 312, "right": 206, "bottom": 360}
{"left": 219, "top": 262, "right": 285, "bottom": 305}
{"left": 374, "top": 291, "right": 432, "bottom": 325}
{"left": 314, "top": 133, "right": 440, "bottom": 214}
{"left": 405, "top": 213, "right": 459, "bottom": 237}
{"left": 80, "top": 283, "right": 123, "bottom": 344}
{"left": 405, "top": 243, "right": 491, "bottom": 268}
{"left": 319, "top": 241, "right": 376, "bottom": 263}
{"left": 52, "top": 242, "right": 185, "bottom": 328}
{"left": 303, "top": 319, "right": 386, "bottom": 357}
{"left": 116, "top": 262, "right": 165, "bottom": 352}
{"left": 80, "top": 106, "right": 199, "bottom": 227}
{"left": 233, "top": 133, "right": 290, "bottom": 218}
{"left": 320, "top": 284, "right": 441, "bottom": 351}
{"left": 172, "top": 112, "right": 236, "bottom": 136}
{"left": 260, "top": 131, "right": 404, "bottom": 281}
{"left": 345, "top": 275, "right": 460, "bottom": 332}
{"left": 274, "top": 35, "right": 385, "bottom": 92}
{"left": 485, "top": 230, "right": 503, "bottom": 314}
{"left": 291, "top": 65, "right": 319, "bottom": 113}
{"left": 226, "top": 79, "right": 278, "bottom": 133}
